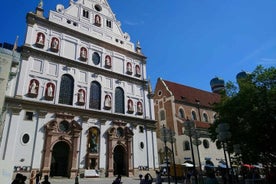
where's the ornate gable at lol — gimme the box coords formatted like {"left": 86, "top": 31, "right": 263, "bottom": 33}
{"left": 48, "top": 0, "right": 133, "bottom": 51}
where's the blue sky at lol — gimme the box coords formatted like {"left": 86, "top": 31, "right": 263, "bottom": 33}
{"left": 1, "top": 0, "right": 276, "bottom": 92}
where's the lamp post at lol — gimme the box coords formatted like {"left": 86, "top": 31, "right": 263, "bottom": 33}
{"left": 184, "top": 119, "right": 198, "bottom": 184}
{"left": 192, "top": 131, "right": 202, "bottom": 173}
{"left": 169, "top": 129, "right": 177, "bottom": 184}
{"left": 217, "top": 123, "right": 232, "bottom": 184}
{"left": 161, "top": 124, "right": 170, "bottom": 184}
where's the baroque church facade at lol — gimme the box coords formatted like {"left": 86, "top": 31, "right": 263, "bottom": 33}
{"left": 0, "top": 0, "right": 158, "bottom": 178}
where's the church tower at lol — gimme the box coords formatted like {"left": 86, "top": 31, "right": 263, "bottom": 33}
{"left": 1, "top": 0, "right": 158, "bottom": 178}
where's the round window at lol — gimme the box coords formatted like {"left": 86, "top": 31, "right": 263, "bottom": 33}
{"left": 92, "top": 52, "right": 100, "bottom": 65}
{"left": 22, "top": 134, "right": 30, "bottom": 144}
{"left": 140, "top": 142, "right": 144, "bottom": 149}
{"left": 203, "top": 139, "right": 210, "bottom": 148}
{"left": 158, "top": 90, "right": 162, "bottom": 96}
{"left": 94, "top": 4, "right": 102, "bottom": 12}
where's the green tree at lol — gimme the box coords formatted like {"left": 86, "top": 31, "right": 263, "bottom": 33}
{"left": 209, "top": 65, "right": 276, "bottom": 165}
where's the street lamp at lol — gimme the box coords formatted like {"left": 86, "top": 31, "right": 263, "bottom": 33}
{"left": 169, "top": 129, "right": 177, "bottom": 184}
{"left": 161, "top": 124, "right": 170, "bottom": 184}
{"left": 217, "top": 123, "right": 232, "bottom": 184}
{"left": 183, "top": 119, "right": 198, "bottom": 184}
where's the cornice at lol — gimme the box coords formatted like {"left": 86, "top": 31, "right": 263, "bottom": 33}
{"left": 5, "top": 96, "right": 156, "bottom": 127}
{"left": 26, "top": 12, "right": 147, "bottom": 62}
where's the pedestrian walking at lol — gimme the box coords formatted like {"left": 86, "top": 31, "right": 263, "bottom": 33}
{"left": 41, "top": 175, "right": 50, "bottom": 184}
{"left": 155, "top": 170, "right": 162, "bottom": 184}
{"left": 75, "top": 173, "right": 79, "bottom": 184}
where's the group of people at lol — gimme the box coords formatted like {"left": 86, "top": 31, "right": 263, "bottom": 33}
{"left": 112, "top": 170, "right": 162, "bottom": 184}
{"left": 11, "top": 171, "right": 50, "bottom": 184}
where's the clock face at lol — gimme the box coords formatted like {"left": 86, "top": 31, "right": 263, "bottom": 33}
{"left": 92, "top": 52, "right": 100, "bottom": 65}
{"left": 59, "top": 121, "right": 69, "bottom": 132}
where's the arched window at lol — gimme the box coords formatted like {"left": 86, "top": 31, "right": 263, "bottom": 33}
{"left": 184, "top": 141, "right": 190, "bottom": 151}
{"left": 179, "top": 108, "right": 185, "bottom": 119}
{"left": 58, "top": 74, "right": 74, "bottom": 105}
{"left": 192, "top": 111, "right": 197, "bottom": 120}
{"left": 115, "top": 87, "right": 124, "bottom": 114}
{"left": 203, "top": 113, "right": 209, "bottom": 122}
{"left": 89, "top": 81, "right": 101, "bottom": 110}
{"left": 92, "top": 52, "right": 101, "bottom": 65}
{"left": 160, "top": 110, "right": 165, "bottom": 121}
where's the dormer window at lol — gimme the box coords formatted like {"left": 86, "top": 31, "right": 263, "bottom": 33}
{"left": 94, "top": 15, "right": 101, "bottom": 26}
{"left": 35, "top": 32, "right": 45, "bottom": 48}
{"left": 50, "top": 37, "right": 59, "bottom": 52}
{"left": 105, "top": 55, "right": 112, "bottom": 68}
{"left": 126, "top": 62, "right": 132, "bottom": 74}
{"left": 80, "top": 47, "right": 88, "bottom": 61}
{"left": 82, "top": 10, "right": 89, "bottom": 18}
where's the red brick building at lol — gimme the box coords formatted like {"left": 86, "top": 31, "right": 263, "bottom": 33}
{"left": 154, "top": 78, "right": 225, "bottom": 170}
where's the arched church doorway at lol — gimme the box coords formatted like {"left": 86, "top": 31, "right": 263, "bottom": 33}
{"left": 50, "top": 141, "right": 70, "bottom": 177}
{"left": 113, "top": 145, "right": 126, "bottom": 176}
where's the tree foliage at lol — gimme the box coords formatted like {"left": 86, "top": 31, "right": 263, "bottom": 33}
{"left": 209, "top": 65, "right": 276, "bottom": 165}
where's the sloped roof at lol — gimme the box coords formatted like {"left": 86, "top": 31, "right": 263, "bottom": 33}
{"left": 163, "top": 79, "right": 220, "bottom": 108}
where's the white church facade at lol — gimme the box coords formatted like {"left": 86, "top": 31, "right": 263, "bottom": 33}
{"left": 0, "top": 0, "right": 158, "bottom": 178}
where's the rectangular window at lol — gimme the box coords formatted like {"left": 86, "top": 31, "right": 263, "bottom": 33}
{"left": 82, "top": 10, "right": 89, "bottom": 18}
{"left": 25, "top": 111, "right": 33, "bottom": 121}
{"left": 106, "top": 20, "right": 112, "bottom": 28}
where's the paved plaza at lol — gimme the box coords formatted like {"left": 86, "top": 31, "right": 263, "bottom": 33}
{"left": 48, "top": 176, "right": 183, "bottom": 184}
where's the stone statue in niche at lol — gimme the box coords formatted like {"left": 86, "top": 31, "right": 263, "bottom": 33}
{"left": 51, "top": 38, "right": 59, "bottom": 52}
{"left": 47, "top": 84, "right": 53, "bottom": 97}
{"left": 36, "top": 33, "right": 45, "bottom": 48}
{"left": 104, "top": 95, "right": 111, "bottom": 109}
{"left": 80, "top": 47, "right": 87, "bottom": 61}
{"left": 78, "top": 90, "right": 85, "bottom": 103}
{"left": 137, "top": 102, "right": 143, "bottom": 114}
{"left": 29, "top": 80, "right": 38, "bottom": 94}
{"left": 127, "top": 62, "right": 132, "bottom": 74}
{"left": 128, "top": 100, "right": 134, "bottom": 113}
{"left": 136, "top": 65, "right": 141, "bottom": 76}
{"left": 95, "top": 15, "right": 101, "bottom": 26}
{"left": 105, "top": 56, "right": 111, "bottom": 67}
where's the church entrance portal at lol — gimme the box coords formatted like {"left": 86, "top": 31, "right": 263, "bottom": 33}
{"left": 113, "top": 145, "right": 126, "bottom": 176}
{"left": 50, "top": 141, "right": 70, "bottom": 177}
